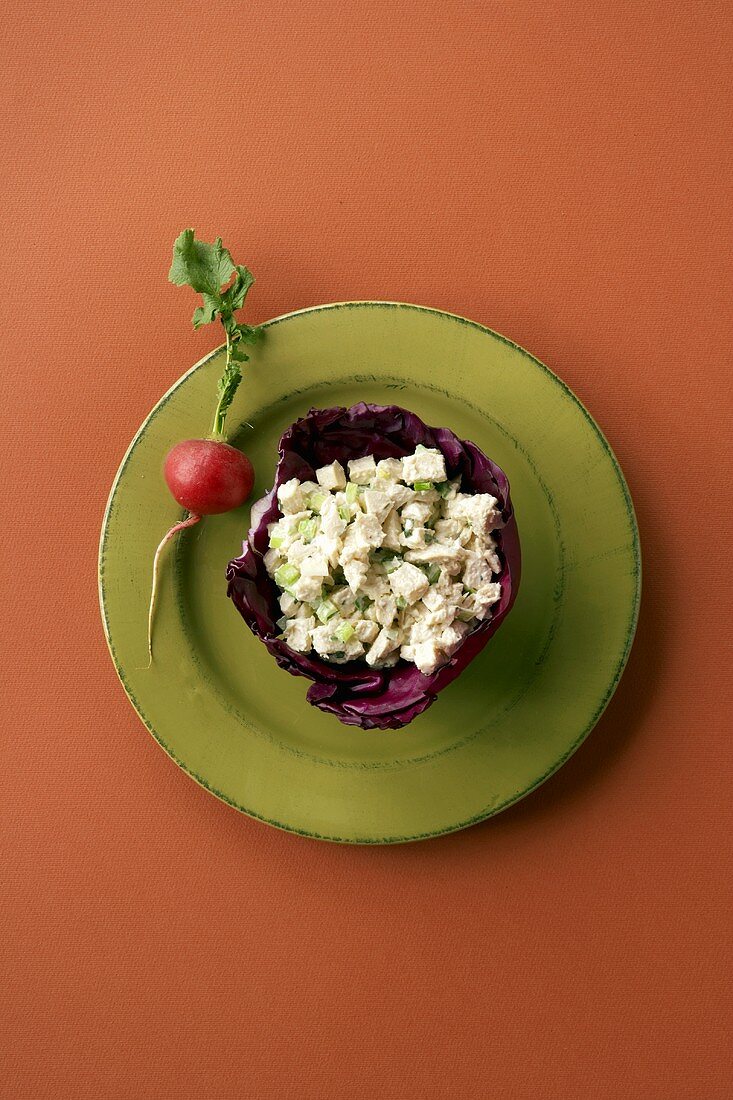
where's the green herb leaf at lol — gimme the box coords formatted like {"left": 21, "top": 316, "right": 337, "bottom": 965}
{"left": 169, "top": 229, "right": 235, "bottom": 297}
{"left": 229, "top": 342, "right": 250, "bottom": 363}
{"left": 234, "top": 322, "right": 261, "bottom": 345}
{"left": 221, "top": 265, "right": 255, "bottom": 312}
{"left": 171, "top": 230, "right": 259, "bottom": 440}
{"left": 214, "top": 362, "right": 243, "bottom": 431}
{"left": 192, "top": 293, "right": 221, "bottom": 329}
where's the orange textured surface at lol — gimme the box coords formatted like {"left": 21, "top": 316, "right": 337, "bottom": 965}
{"left": 1, "top": 2, "right": 732, "bottom": 1097}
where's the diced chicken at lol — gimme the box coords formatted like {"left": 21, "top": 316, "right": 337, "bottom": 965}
{"left": 405, "top": 543, "right": 465, "bottom": 575}
{"left": 420, "top": 588, "right": 444, "bottom": 612}
{"left": 331, "top": 586, "right": 356, "bottom": 614}
{"left": 381, "top": 507, "right": 402, "bottom": 551}
{"left": 286, "top": 539, "right": 312, "bottom": 566}
{"left": 388, "top": 562, "right": 429, "bottom": 605}
{"left": 352, "top": 511, "right": 384, "bottom": 548}
{"left": 277, "top": 478, "right": 305, "bottom": 514}
{"left": 467, "top": 583, "right": 502, "bottom": 619}
{"left": 311, "top": 625, "right": 346, "bottom": 656}
{"left": 382, "top": 483, "right": 414, "bottom": 508}
{"left": 314, "top": 533, "right": 341, "bottom": 568}
{"left": 291, "top": 574, "right": 323, "bottom": 603}
{"left": 439, "top": 621, "right": 470, "bottom": 652}
{"left": 374, "top": 594, "right": 398, "bottom": 627}
{"left": 401, "top": 448, "right": 447, "bottom": 484}
{"left": 315, "top": 461, "right": 347, "bottom": 491}
{"left": 347, "top": 455, "right": 377, "bottom": 484}
{"left": 359, "top": 573, "right": 390, "bottom": 600}
{"left": 263, "top": 548, "right": 282, "bottom": 576}
{"left": 300, "top": 552, "right": 331, "bottom": 579}
{"left": 462, "top": 551, "right": 487, "bottom": 591}
{"left": 401, "top": 500, "right": 434, "bottom": 524}
{"left": 282, "top": 617, "right": 315, "bottom": 653}
{"left": 365, "top": 628, "right": 400, "bottom": 667}
{"left": 363, "top": 490, "right": 391, "bottom": 520}
{"left": 434, "top": 518, "right": 463, "bottom": 543}
{"left": 400, "top": 526, "right": 434, "bottom": 551}
{"left": 279, "top": 591, "right": 299, "bottom": 616}
{"left": 343, "top": 559, "right": 368, "bottom": 592}
{"left": 354, "top": 619, "right": 379, "bottom": 644}
{"left": 375, "top": 457, "right": 403, "bottom": 481}
{"left": 413, "top": 640, "right": 445, "bottom": 675}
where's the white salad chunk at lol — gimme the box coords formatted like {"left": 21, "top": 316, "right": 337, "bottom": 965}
{"left": 265, "top": 446, "right": 503, "bottom": 675}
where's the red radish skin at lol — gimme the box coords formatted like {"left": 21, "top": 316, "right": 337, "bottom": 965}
{"left": 164, "top": 438, "right": 254, "bottom": 515}
{"left": 147, "top": 438, "right": 255, "bottom": 663}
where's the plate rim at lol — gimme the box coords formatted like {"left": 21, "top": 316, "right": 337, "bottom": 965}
{"left": 98, "top": 300, "right": 642, "bottom": 844}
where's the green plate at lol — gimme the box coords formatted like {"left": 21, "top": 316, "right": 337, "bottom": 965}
{"left": 99, "top": 302, "right": 640, "bottom": 843}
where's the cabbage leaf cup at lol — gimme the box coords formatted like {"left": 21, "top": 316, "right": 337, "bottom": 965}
{"left": 227, "top": 403, "right": 521, "bottom": 729}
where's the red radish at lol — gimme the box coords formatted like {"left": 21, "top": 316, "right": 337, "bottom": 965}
{"left": 164, "top": 439, "right": 254, "bottom": 515}
{"left": 147, "top": 230, "right": 262, "bottom": 662}
{"left": 147, "top": 439, "right": 254, "bottom": 663}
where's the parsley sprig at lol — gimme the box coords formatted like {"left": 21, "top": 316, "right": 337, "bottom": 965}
{"left": 168, "top": 229, "right": 261, "bottom": 439}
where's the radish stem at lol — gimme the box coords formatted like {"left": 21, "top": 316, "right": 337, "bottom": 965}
{"left": 211, "top": 326, "right": 234, "bottom": 439}
{"left": 147, "top": 513, "right": 201, "bottom": 665}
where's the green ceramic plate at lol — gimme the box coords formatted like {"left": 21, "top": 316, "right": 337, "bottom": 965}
{"left": 99, "top": 302, "right": 640, "bottom": 843}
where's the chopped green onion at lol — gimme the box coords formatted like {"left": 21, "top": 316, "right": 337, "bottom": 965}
{"left": 331, "top": 651, "right": 346, "bottom": 660}
{"left": 316, "top": 600, "right": 338, "bottom": 624}
{"left": 383, "top": 557, "right": 402, "bottom": 574}
{"left": 338, "top": 504, "right": 351, "bottom": 522}
{"left": 457, "top": 609, "right": 475, "bottom": 623}
{"left": 435, "top": 481, "right": 452, "bottom": 498}
{"left": 345, "top": 482, "right": 360, "bottom": 503}
{"left": 355, "top": 595, "right": 372, "bottom": 612}
{"left": 274, "top": 563, "right": 300, "bottom": 589}
{"left": 269, "top": 535, "right": 284, "bottom": 548}
{"left": 396, "top": 596, "right": 407, "bottom": 610}
{"left": 421, "top": 563, "right": 441, "bottom": 585}
{"left": 306, "top": 491, "right": 328, "bottom": 513}
{"left": 424, "top": 530, "right": 435, "bottom": 544}
{"left": 299, "top": 517, "right": 319, "bottom": 542}
{"left": 335, "top": 621, "right": 355, "bottom": 642}
{"left": 414, "top": 480, "right": 434, "bottom": 492}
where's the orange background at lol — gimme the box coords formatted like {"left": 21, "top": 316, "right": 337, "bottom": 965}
{"left": 1, "top": 2, "right": 731, "bottom": 1097}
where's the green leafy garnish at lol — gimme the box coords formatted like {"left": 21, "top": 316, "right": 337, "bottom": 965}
{"left": 169, "top": 229, "right": 261, "bottom": 439}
